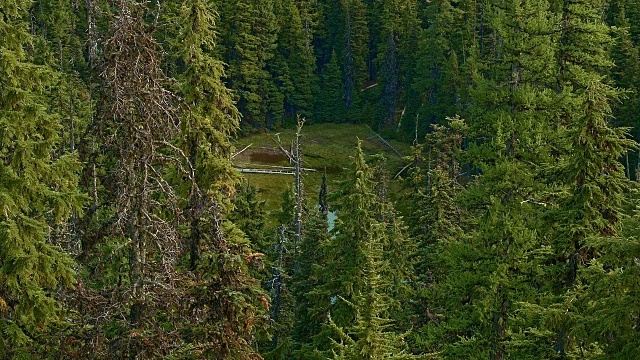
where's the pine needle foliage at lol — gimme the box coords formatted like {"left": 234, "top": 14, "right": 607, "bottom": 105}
{"left": 173, "top": 0, "right": 268, "bottom": 357}
{"left": 0, "top": 0, "right": 84, "bottom": 356}
{"left": 327, "top": 142, "right": 422, "bottom": 359}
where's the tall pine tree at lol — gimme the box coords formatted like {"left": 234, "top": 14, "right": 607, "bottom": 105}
{"left": 0, "top": 0, "right": 84, "bottom": 355}
{"left": 173, "top": 0, "right": 268, "bottom": 357}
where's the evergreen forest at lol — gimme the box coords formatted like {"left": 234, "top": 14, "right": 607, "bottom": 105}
{"left": 2, "top": 0, "right": 640, "bottom": 358}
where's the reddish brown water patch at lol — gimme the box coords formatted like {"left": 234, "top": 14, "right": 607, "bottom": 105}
{"left": 249, "top": 151, "right": 288, "bottom": 164}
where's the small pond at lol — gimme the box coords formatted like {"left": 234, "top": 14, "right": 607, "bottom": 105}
{"left": 249, "top": 151, "right": 288, "bottom": 164}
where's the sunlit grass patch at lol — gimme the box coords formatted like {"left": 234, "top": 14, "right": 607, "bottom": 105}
{"left": 233, "top": 123, "right": 411, "bottom": 224}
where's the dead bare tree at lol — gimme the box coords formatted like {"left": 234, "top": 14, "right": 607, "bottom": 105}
{"left": 90, "top": 1, "right": 184, "bottom": 357}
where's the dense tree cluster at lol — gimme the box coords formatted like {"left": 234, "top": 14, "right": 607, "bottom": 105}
{"left": 1, "top": 0, "right": 640, "bottom": 359}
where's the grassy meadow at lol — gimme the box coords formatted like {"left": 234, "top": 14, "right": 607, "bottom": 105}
{"left": 233, "top": 123, "right": 412, "bottom": 223}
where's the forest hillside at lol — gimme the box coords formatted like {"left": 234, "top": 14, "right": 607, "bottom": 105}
{"left": 2, "top": 0, "right": 640, "bottom": 359}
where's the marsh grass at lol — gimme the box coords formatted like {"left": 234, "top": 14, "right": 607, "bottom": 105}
{"left": 234, "top": 123, "right": 411, "bottom": 224}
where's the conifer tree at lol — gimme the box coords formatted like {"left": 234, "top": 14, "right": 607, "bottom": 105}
{"left": 374, "top": 0, "right": 420, "bottom": 131}
{"left": 581, "top": 189, "right": 640, "bottom": 359}
{"left": 327, "top": 142, "right": 418, "bottom": 359}
{"left": 218, "top": 0, "right": 279, "bottom": 127}
{"left": 32, "top": 0, "right": 91, "bottom": 156}
{"left": 82, "top": 1, "right": 185, "bottom": 356}
{"left": 410, "top": 0, "right": 467, "bottom": 130}
{"left": 608, "top": 3, "right": 640, "bottom": 177}
{"left": 626, "top": 0, "right": 640, "bottom": 43}
{"left": 379, "top": 29, "right": 399, "bottom": 130}
{"left": 314, "top": 0, "right": 343, "bottom": 65}
{"left": 0, "top": 0, "right": 83, "bottom": 355}
{"left": 449, "top": 1, "right": 561, "bottom": 358}
{"left": 559, "top": 80, "right": 634, "bottom": 358}
{"left": 317, "top": 50, "right": 347, "bottom": 123}
{"left": 408, "top": 117, "right": 468, "bottom": 355}
{"left": 341, "top": 0, "right": 369, "bottom": 114}
{"left": 264, "top": 187, "right": 297, "bottom": 359}
{"left": 291, "top": 208, "right": 331, "bottom": 359}
{"left": 296, "top": 0, "right": 321, "bottom": 36}
{"left": 174, "top": 0, "right": 241, "bottom": 269}
{"left": 541, "top": 0, "right": 636, "bottom": 357}
{"left": 273, "top": 0, "right": 317, "bottom": 123}
{"left": 230, "top": 180, "right": 268, "bottom": 249}
{"left": 173, "top": 0, "right": 268, "bottom": 357}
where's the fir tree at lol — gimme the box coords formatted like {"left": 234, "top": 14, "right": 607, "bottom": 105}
{"left": 450, "top": 0, "right": 561, "bottom": 358}
{"left": 341, "top": 0, "right": 369, "bottom": 115}
{"left": 264, "top": 188, "right": 297, "bottom": 359}
{"left": 32, "top": 0, "right": 91, "bottom": 157}
{"left": 291, "top": 208, "right": 331, "bottom": 359}
{"left": 219, "top": 0, "right": 279, "bottom": 127}
{"left": 327, "top": 142, "right": 419, "bottom": 359}
{"left": 408, "top": 117, "right": 467, "bottom": 354}
{"left": 541, "top": 0, "right": 636, "bottom": 357}
{"left": 562, "top": 80, "right": 634, "bottom": 359}
{"left": 608, "top": 3, "right": 640, "bottom": 178}
{"left": 173, "top": 0, "right": 268, "bottom": 357}
{"left": 230, "top": 180, "right": 268, "bottom": 250}
{"left": 0, "top": 0, "right": 84, "bottom": 355}
{"left": 273, "top": 0, "right": 317, "bottom": 124}
{"left": 84, "top": 1, "right": 184, "bottom": 356}
{"left": 317, "top": 50, "right": 347, "bottom": 123}
{"left": 410, "top": 0, "right": 467, "bottom": 131}
{"left": 374, "top": 0, "right": 420, "bottom": 131}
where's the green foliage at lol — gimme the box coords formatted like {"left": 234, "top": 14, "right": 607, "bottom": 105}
{"left": 172, "top": 1, "right": 269, "bottom": 357}
{"left": 340, "top": 0, "right": 369, "bottom": 116}
{"left": 410, "top": 0, "right": 467, "bottom": 133}
{"left": 273, "top": 0, "right": 317, "bottom": 124}
{"left": 407, "top": 118, "right": 468, "bottom": 354}
{"left": 174, "top": 0, "right": 241, "bottom": 207}
{"left": 5, "top": 0, "right": 640, "bottom": 358}
{"left": 291, "top": 208, "right": 331, "bottom": 358}
{"left": 0, "top": 0, "right": 83, "bottom": 355}
{"left": 218, "top": 0, "right": 280, "bottom": 127}
{"left": 321, "top": 142, "right": 419, "bottom": 359}
{"left": 317, "top": 51, "right": 347, "bottom": 123}
{"left": 231, "top": 180, "right": 268, "bottom": 249}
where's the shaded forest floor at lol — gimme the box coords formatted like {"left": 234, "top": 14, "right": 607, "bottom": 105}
{"left": 234, "top": 123, "right": 411, "bottom": 223}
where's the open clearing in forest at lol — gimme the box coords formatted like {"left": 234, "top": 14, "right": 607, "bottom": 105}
{"left": 233, "top": 123, "right": 411, "bottom": 220}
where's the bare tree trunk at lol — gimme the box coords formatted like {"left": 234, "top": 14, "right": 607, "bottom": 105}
{"left": 491, "top": 290, "right": 507, "bottom": 360}
{"left": 293, "top": 117, "right": 305, "bottom": 274}
{"left": 188, "top": 135, "right": 201, "bottom": 270}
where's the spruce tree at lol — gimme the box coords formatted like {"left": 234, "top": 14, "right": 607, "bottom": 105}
{"left": 341, "top": 0, "right": 369, "bottom": 116}
{"left": 291, "top": 208, "right": 331, "bottom": 359}
{"left": 317, "top": 50, "right": 347, "bottom": 123}
{"left": 374, "top": 0, "right": 420, "bottom": 131}
{"left": 174, "top": 0, "right": 241, "bottom": 269}
{"left": 541, "top": 0, "right": 636, "bottom": 357}
{"left": 447, "top": 0, "right": 561, "bottom": 358}
{"left": 273, "top": 0, "right": 317, "bottom": 124}
{"left": 264, "top": 187, "right": 297, "bottom": 359}
{"left": 230, "top": 180, "right": 268, "bottom": 250}
{"left": 560, "top": 80, "right": 634, "bottom": 359}
{"left": 0, "top": 0, "right": 83, "bottom": 355}
{"left": 582, "top": 188, "right": 640, "bottom": 359}
{"left": 173, "top": 0, "right": 268, "bottom": 357}
{"left": 608, "top": 3, "right": 640, "bottom": 178}
{"left": 410, "top": 0, "right": 467, "bottom": 131}
{"left": 32, "top": 0, "right": 91, "bottom": 156}
{"left": 407, "top": 117, "right": 468, "bottom": 355}
{"left": 218, "top": 0, "right": 280, "bottom": 128}
{"left": 81, "top": 1, "right": 184, "bottom": 356}
{"left": 327, "top": 142, "right": 419, "bottom": 359}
